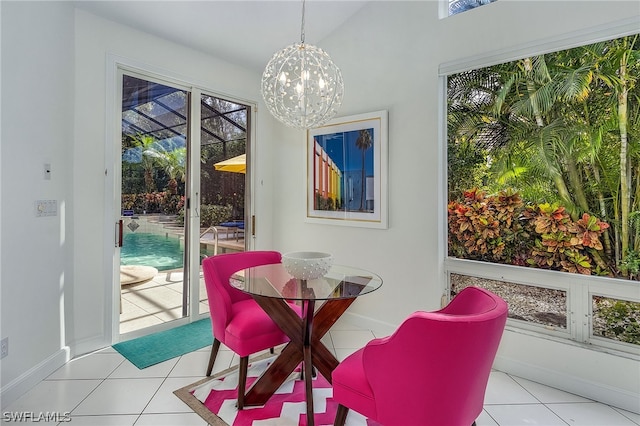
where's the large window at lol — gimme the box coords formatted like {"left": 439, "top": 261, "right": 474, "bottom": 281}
{"left": 445, "top": 34, "right": 640, "bottom": 353}
{"left": 448, "top": 0, "right": 496, "bottom": 16}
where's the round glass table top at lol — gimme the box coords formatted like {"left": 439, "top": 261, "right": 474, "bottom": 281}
{"left": 230, "top": 263, "right": 383, "bottom": 301}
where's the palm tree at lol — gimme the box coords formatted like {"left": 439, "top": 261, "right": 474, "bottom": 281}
{"left": 566, "top": 35, "right": 640, "bottom": 269}
{"left": 597, "top": 35, "right": 639, "bottom": 263}
{"left": 355, "top": 129, "right": 373, "bottom": 211}
{"left": 159, "top": 147, "right": 186, "bottom": 195}
{"left": 494, "top": 55, "right": 584, "bottom": 217}
{"left": 132, "top": 135, "right": 161, "bottom": 193}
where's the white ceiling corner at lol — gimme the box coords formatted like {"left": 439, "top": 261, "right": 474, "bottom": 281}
{"left": 74, "top": 0, "right": 369, "bottom": 72}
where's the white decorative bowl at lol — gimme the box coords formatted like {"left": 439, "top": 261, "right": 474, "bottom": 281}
{"left": 282, "top": 251, "right": 333, "bottom": 280}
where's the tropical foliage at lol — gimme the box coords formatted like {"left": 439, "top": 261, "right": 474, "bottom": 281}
{"left": 447, "top": 34, "right": 640, "bottom": 280}
{"left": 121, "top": 192, "right": 184, "bottom": 215}
{"left": 448, "top": 189, "right": 610, "bottom": 275}
{"left": 121, "top": 132, "right": 246, "bottom": 218}
{"left": 176, "top": 204, "right": 233, "bottom": 228}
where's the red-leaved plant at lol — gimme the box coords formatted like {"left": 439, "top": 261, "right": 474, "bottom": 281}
{"left": 448, "top": 189, "right": 611, "bottom": 276}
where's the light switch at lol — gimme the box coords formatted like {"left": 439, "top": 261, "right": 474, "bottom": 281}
{"left": 44, "top": 163, "right": 51, "bottom": 180}
{"left": 35, "top": 200, "right": 57, "bottom": 217}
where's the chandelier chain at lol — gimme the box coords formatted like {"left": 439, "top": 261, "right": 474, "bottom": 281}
{"left": 300, "top": 0, "right": 306, "bottom": 44}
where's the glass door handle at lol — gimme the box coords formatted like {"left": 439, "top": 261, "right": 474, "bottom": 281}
{"left": 116, "top": 220, "right": 123, "bottom": 247}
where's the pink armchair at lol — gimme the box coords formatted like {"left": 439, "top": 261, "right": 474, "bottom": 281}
{"left": 202, "top": 251, "right": 300, "bottom": 409}
{"left": 332, "top": 286, "right": 508, "bottom": 426}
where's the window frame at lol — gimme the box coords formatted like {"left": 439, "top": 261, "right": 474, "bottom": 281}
{"left": 445, "top": 0, "right": 497, "bottom": 18}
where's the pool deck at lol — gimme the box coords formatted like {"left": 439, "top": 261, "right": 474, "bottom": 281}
{"left": 120, "top": 269, "right": 208, "bottom": 334}
{"left": 120, "top": 218, "right": 245, "bottom": 335}
{"left": 199, "top": 231, "right": 245, "bottom": 254}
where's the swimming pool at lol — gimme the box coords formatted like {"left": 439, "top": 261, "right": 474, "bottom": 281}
{"left": 120, "top": 232, "right": 211, "bottom": 271}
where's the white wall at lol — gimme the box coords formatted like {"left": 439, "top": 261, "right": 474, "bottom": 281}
{"left": 270, "top": 0, "right": 640, "bottom": 412}
{"left": 1, "top": 0, "right": 75, "bottom": 404}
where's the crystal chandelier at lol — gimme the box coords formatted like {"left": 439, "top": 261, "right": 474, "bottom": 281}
{"left": 261, "top": 0, "right": 344, "bottom": 129}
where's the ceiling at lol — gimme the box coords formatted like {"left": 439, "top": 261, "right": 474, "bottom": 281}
{"left": 74, "top": 0, "right": 369, "bottom": 72}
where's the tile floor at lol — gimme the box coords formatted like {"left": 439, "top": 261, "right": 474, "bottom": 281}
{"left": 3, "top": 323, "right": 639, "bottom": 426}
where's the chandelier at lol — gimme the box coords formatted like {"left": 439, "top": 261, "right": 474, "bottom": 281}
{"left": 261, "top": 0, "right": 344, "bottom": 129}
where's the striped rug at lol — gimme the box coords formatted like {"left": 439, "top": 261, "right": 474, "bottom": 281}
{"left": 174, "top": 355, "right": 377, "bottom": 426}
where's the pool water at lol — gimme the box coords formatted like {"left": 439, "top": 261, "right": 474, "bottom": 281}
{"left": 121, "top": 232, "right": 210, "bottom": 271}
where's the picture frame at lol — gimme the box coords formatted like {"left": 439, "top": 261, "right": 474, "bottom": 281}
{"left": 306, "top": 110, "right": 388, "bottom": 229}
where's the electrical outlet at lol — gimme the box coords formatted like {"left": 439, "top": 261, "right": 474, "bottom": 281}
{"left": 1, "top": 337, "right": 8, "bottom": 359}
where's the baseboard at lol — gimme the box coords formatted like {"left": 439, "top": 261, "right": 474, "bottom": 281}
{"left": 337, "top": 311, "right": 396, "bottom": 336}
{"left": 0, "top": 347, "right": 70, "bottom": 410}
{"left": 70, "top": 334, "right": 111, "bottom": 358}
{"left": 494, "top": 352, "right": 639, "bottom": 414}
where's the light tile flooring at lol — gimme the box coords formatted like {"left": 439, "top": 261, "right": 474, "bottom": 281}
{"left": 4, "top": 323, "right": 639, "bottom": 426}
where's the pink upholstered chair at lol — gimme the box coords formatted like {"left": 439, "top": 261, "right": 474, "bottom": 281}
{"left": 332, "top": 286, "right": 508, "bottom": 426}
{"left": 202, "top": 251, "right": 300, "bottom": 409}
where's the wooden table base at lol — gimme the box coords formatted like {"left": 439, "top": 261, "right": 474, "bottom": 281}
{"left": 242, "top": 295, "right": 356, "bottom": 426}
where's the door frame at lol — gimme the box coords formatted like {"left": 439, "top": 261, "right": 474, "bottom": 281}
{"left": 105, "top": 55, "right": 257, "bottom": 343}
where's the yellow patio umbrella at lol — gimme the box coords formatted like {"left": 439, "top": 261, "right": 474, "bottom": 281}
{"left": 214, "top": 153, "right": 246, "bottom": 174}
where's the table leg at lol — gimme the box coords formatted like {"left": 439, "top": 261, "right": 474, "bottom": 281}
{"left": 243, "top": 298, "right": 304, "bottom": 406}
{"left": 309, "top": 297, "right": 357, "bottom": 382}
{"left": 303, "top": 299, "right": 315, "bottom": 425}
{"left": 244, "top": 295, "right": 358, "bottom": 425}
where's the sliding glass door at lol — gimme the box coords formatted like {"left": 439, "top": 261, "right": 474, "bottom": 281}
{"left": 115, "top": 69, "right": 249, "bottom": 337}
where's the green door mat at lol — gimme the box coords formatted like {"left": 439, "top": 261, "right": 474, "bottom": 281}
{"left": 113, "top": 318, "right": 213, "bottom": 369}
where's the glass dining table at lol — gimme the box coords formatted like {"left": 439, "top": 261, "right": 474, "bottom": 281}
{"left": 229, "top": 263, "right": 382, "bottom": 425}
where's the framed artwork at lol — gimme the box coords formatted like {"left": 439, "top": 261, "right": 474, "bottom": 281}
{"left": 306, "top": 110, "right": 388, "bottom": 229}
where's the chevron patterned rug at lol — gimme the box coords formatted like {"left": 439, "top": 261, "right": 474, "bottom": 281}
{"left": 174, "top": 355, "right": 377, "bottom": 426}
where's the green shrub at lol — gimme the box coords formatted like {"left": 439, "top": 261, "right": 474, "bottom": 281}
{"left": 121, "top": 192, "right": 184, "bottom": 215}
{"left": 176, "top": 204, "right": 233, "bottom": 228}
{"left": 200, "top": 204, "right": 233, "bottom": 227}
{"left": 619, "top": 249, "right": 640, "bottom": 280}
{"left": 594, "top": 298, "right": 640, "bottom": 345}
